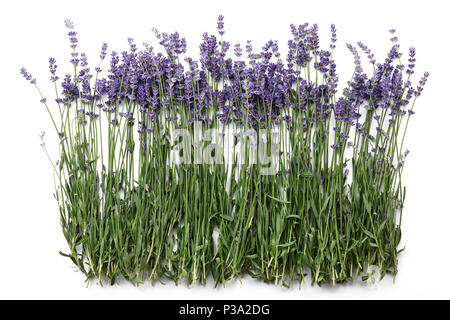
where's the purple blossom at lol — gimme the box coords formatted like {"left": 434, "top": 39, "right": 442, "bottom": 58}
{"left": 100, "top": 43, "right": 108, "bottom": 60}
{"left": 357, "top": 42, "right": 375, "bottom": 65}
{"left": 64, "top": 19, "right": 74, "bottom": 29}
{"left": 22, "top": 18, "right": 429, "bottom": 140}
{"left": 234, "top": 43, "right": 242, "bottom": 57}
{"left": 330, "top": 24, "right": 337, "bottom": 49}
{"left": 415, "top": 71, "right": 430, "bottom": 96}
{"left": 20, "top": 67, "right": 36, "bottom": 84}
{"left": 217, "top": 15, "right": 225, "bottom": 36}
{"left": 49, "top": 58, "right": 59, "bottom": 82}
{"left": 406, "top": 47, "right": 416, "bottom": 75}
{"left": 346, "top": 43, "right": 362, "bottom": 75}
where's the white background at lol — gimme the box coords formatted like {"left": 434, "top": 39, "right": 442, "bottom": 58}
{"left": 0, "top": 0, "right": 449, "bottom": 299}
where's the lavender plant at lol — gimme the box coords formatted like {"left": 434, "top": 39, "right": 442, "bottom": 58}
{"left": 21, "top": 16, "right": 428, "bottom": 287}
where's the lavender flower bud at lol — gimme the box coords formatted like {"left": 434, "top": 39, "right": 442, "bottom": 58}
{"left": 100, "top": 43, "right": 108, "bottom": 60}
{"left": 330, "top": 24, "right": 337, "bottom": 49}
{"left": 20, "top": 67, "right": 36, "bottom": 84}
{"left": 217, "top": 15, "right": 225, "bottom": 36}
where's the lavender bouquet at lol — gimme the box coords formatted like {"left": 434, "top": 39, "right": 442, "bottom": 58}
{"left": 21, "top": 16, "right": 428, "bottom": 287}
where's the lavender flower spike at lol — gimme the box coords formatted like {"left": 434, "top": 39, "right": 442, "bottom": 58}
{"left": 64, "top": 19, "right": 74, "bottom": 29}
{"left": 20, "top": 67, "right": 36, "bottom": 84}
{"left": 100, "top": 43, "right": 108, "bottom": 60}
{"left": 49, "top": 58, "right": 59, "bottom": 82}
{"left": 217, "top": 15, "right": 225, "bottom": 36}
{"left": 330, "top": 24, "right": 337, "bottom": 49}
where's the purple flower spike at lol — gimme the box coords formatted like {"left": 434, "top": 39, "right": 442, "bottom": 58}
{"left": 330, "top": 24, "right": 337, "bottom": 49}
{"left": 357, "top": 42, "right": 375, "bottom": 65}
{"left": 234, "top": 43, "right": 242, "bottom": 57}
{"left": 65, "top": 19, "right": 78, "bottom": 51}
{"left": 390, "top": 36, "right": 398, "bottom": 43}
{"left": 217, "top": 15, "right": 225, "bottom": 36}
{"left": 346, "top": 43, "right": 363, "bottom": 74}
{"left": 64, "top": 19, "right": 74, "bottom": 30}
{"left": 245, "top": 40, "right": 253, "bottom": 55}
{"left": 406, "top": 47, "right": 416, "bottom": 75}
{"left": 20, "top": 67, "right": 36, "bottom": 84}
{"left": 100, "top": 43, "right": 108, "bottom": 60}
{"left": 415, "top": 71, "right": 430, "bottom": 96}
{"left": 49, "top": 58, "right": 59, "bottom": 82}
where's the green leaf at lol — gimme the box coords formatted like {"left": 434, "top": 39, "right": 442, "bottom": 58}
{"left": 377, "top": 221, "right": 387, "bottom": 238}
{"left": 277, "top": 240, "right": 296, "bottom": 248}
{"left": 369, "top": 242, "right": 379, "bottom": 248}
{"left": 220, "top": 214, "right": 233, "bottom": 222}
{"left": 266, "top": 194, "right": 291, "bottom": 204}
{"left": 311, "top": 200, "right": 319, "bottom": 217}
{"left": 320, "top": 195, "right": 332, "bottom": 213}
{"left": 363, "top": 194, "right": 372, "bottom": 213}
{"left": 286, "top": 215, "right": 301, "bottom": 219}
{"left": 300, "top": 171, "right": 313, "bottom": 178}
{"left": 362, "top": 229, "right": 376, "bottom": 240}
{"left": 194, "top": 245, "right": 204, "bottom": 252}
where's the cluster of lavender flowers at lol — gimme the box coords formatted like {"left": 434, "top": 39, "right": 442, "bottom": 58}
{"left": 20, "top": 16, "right": 428, "bottom": 286}
{"left": 23, "top": 17, "right": 428, "bottom": 138}
{"left": 47, "top": 20, "right": 333, "bottom": 129}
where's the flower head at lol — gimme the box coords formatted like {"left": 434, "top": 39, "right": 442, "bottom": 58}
{"left": 406, "top": 47, "right": 416, "bottom": 75}
{"left": 357, "top": 42, "right": 375, "bottom": 65}
{"left": 64, "top": 19, "right": 74, "bottom": 29}
{"left": 20, "top": 67, "right": 36, "bottom": 84}
{"left": 346, "top": 43, "right": 362, "bottom": 75}
{"left": 100, "top": 43, "right": 108, "bottom": 60}
{"left": 330, "top": 24, "right": 337, "bottom": 49}
{"left": 217, "top": 15, "right": 225, "bottom": 36}
{"left": 234, "top": 43, "right": 242, "bottom": 57}
{"left": 415, "top": 71, "right": 430, "bottom": 96}
{"left": 65, "top": 19, "right": 78, "bottom": 51}
{"left": 48, "top": 58, "right": 59, "bottom": 82}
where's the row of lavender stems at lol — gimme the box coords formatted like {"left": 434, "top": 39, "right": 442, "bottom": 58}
{"left": 20, "top": 15, "right": 429, "bottom": 286}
